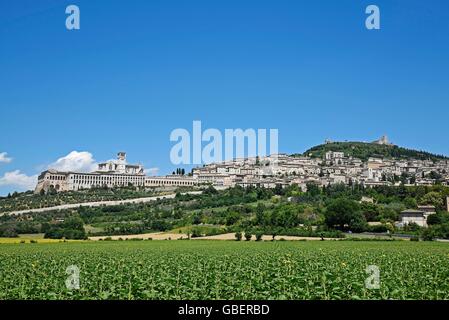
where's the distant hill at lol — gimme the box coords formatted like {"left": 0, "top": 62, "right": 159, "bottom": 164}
{"left": 297, "top": 142, "right": 449, "bottom": 162}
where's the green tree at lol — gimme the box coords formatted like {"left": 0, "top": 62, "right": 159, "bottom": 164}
{"left": 360, "top": 203, "right": 381, "bottom": 222}
{"left": 427, "top": 213, "right": 449, "bottom": 226}
{"left": 324, "top": 198, "right": 366, "bottom": 231}
{"left": 427, "top": 214, "right": 442, "bottom": 225}
{"left": 192, "top": 213, "right": 202, "bottom": 225}
{"left": 420, "top": 192, "right": 444, "bottom": 209}
{"left": 255, "top": 203, "right": 266, "bottom": 225}
{"left": 306, "top": 183, "right": 321, "bottom": 197}
{"left": 421, "top": 227, "right": 436, "bottom": 241}
{"left": 235, "top": 232, "right": 242, "bottom": 241}
{"left": 44, "top": 216, "right": 87, "bottom": 240}
{"left": 403, "top": 197, "right": 417, "bottom": 209}
{"left": 255, "top": 231, "right": 263, "bottom": 241}
{"left": 225, "top": 211, "right": 241, "bottom": 226}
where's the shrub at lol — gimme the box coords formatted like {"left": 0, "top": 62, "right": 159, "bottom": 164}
{"left": 403, "top": 222, "right": 421, "bottom": 232}
{"left": 44, "top": 217, "right": 87, "bottom": 240}
{"left": 190, "top": 228, "right": 203, "bottom": 238}
{"left": 367, "top": 224, "right": 389, "bottom": 233}
{"left": 235, "top": 232, "right": 242, "bottom": 241}
{"left": 421, "top": 228, "right": 436, "bottom": 241}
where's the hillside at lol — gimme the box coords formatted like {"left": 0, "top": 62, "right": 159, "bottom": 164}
{"left": 1, "top": 184, "right": 449, "bottom": 240}
{"left": 0, "top": 187, "right": 176, "bottom": 214}
{"left": 300, "top": 142, "right": 448, "bottom": 162}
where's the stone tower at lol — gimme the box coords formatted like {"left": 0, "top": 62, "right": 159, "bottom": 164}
{"left": 117, "top": 152, "right": 126, "bottom": 162}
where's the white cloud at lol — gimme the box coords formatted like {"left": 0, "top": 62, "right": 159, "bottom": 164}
{"left": 48, "top": 151, "right": 97, "bottom": 172}
{"left": 0, "top": 152, "right": 12, "bottom": 164}
{"left": 0, "top": 151, "right": 97, "bottom": 194}
{"left": 0, "top": 151, "right": 160, "bottom": 195}
{"left": 145, "top": 167, "right": 159, "bottom": 176}
{"left": 0, "top": 170, "right": 38, "bottom": 191}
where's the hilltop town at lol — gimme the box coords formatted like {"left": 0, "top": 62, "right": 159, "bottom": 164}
{"left": 34, "top": 136, "right": 449, "bottom": 195}
{"left": 2, "top": 136, "right": 449, "bottom": 241}
{"left": 192, "top": 136, "right": 449, "bottom": 190}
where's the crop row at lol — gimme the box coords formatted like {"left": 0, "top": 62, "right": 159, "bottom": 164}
{"left": 0, "top": 241, "right": 448, "bottom": 300}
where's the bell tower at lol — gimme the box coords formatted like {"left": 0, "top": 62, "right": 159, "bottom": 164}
{"left": 117, "top": 152, "right": 126, "bottom": 162}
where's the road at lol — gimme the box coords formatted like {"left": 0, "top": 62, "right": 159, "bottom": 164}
{"left": 0, "top": 191, "right": 203, "bottom": 216}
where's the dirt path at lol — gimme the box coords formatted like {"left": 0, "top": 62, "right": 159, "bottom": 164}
{"left": 0, "top": 191, "right": 203, "bottom": 216}
{"left": 89, "top": 232, "right": 338, "bottom": 241}
{"left": 193, "top": 233, "right": 338, "bottom": 241}
{"left": 89, "top": 232, "right": 188, "bottom": 241}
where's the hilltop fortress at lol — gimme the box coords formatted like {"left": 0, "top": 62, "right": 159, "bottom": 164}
{"left": 35, "top": 142, "right": 449, "bottom": 194}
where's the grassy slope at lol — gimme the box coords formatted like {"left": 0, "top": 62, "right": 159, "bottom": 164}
{"left": 297, "top": 141, "right": 449, "bottom": 162}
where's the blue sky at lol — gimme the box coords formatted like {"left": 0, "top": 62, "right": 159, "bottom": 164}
{"left": 1, "top": 0, "right": 449, "bottom": 195}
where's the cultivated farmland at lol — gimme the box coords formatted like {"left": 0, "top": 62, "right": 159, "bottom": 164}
{"left": 0, "top": 241, "right": 448, "bottom": 300}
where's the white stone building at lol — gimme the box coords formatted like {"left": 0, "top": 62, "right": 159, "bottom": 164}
{"left": 35, "top": 152, "right": 197, "bottom": 194}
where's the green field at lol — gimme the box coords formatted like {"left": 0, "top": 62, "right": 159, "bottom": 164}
{"left": 0, "top": 241, "right": 448, "bottom": 300}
